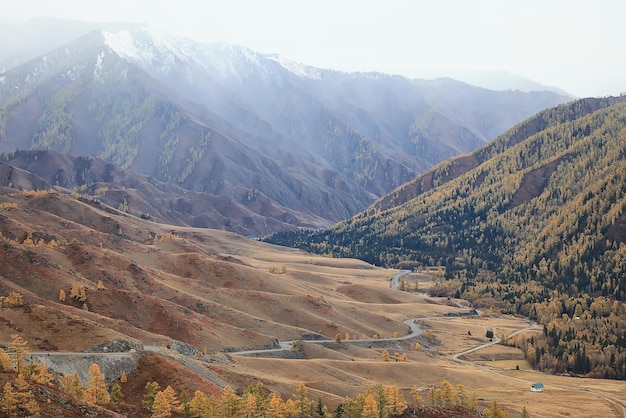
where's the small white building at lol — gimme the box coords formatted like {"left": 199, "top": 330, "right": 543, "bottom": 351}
{"left": 530, "top": 382, "right": 544, "bottom": 392}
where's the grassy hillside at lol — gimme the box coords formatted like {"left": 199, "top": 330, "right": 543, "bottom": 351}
{"left": 1, "top": 186, "right": 626, "bottom": 415}
{"left": 266, "top": 96, "right": 626, "bottom": 379}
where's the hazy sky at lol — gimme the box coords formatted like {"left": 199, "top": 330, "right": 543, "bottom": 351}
{"left": 3, "top": 0, "right": 625, "bottom": 97}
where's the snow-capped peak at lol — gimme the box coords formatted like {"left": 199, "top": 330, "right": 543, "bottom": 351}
{"left": 102, "top": 27, "right": 327, "bottom": 82}
{"left": 103, "top": 28, "right": 199, "bottom": 76}
{"left": 102, "top": 28, "right": 271, "bottom": 80}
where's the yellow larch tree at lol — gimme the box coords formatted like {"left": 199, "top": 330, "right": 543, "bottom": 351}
{"left": 292, "top": 383, "right": 313, "bottom": 417}
{"left": 439, "top": 379, "right": 454, "bottom": 406}
{"left": 243, "top": 393, "right": 260, "bottom": 417}
{"left": 361, "top": 393, "right": 379, "bottom": 418}
{"left": 267, "top": 392, "right": 287, "bottom": 418}
{"left": 13, "top": 373, "right": 40, "bottom": 417}
{"left": 0, "top": 382, "right": 18, "bottom": 418}
{"left": 110, "top": 383, "right": 124, "bottom": 405}
{"left": 244, "top": 382, "right": 269, "bottom": 417}
{"left": 411, "top": 385, "right": 423, "bottom": 406}
{"left": 188, "top": 390, "right": 219, "bottom": 418}
{"left": 8, "top": 334, "right": 28, "bottom": 373}
{"left": 485, "top": 400, "right": 509, "bottom": 418}
{"left": 151, "top": 390, "right": 172, "bottom": 418}
{"left": 60, "top": 372, "right": 84, "bottom": 400}
{"left": 383, "top": 384, "right": 408, "bottom": 416}
{"left": 456, "top": 383, "right": 468, "bottom": 407}
{"left": 219, "top": 384, "right": 241, "bottom": 418}
{"left": 0, "top": 348, "right": 11, "bottom": 371}
{"left": 28, "top": 363, "right": 53, "bottom": 386}
{"left": 162, "top": 385, "right": 181, "bottom": 413}
{"left": 4, "top": 291, "right": 23, "bottom": 307}
{"left": 143, "top": 381, "right": 161, "bottom": 410}
{"left": 85, "top": 363, "right": 110, "bottom": 404}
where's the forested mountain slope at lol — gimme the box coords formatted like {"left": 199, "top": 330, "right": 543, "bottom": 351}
{"left": 267, "top": 96, "right": 626, "bottom": 378}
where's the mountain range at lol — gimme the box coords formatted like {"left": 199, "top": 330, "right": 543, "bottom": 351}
{"left": 0, "top": 21, "right": 572, "bottom": 235}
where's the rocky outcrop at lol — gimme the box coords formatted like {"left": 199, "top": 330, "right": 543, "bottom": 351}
{"left": 84, "top": 338, "right": 144, "bottom": 353}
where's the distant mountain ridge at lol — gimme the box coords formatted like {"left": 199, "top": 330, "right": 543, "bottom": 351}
{"left": 0, "top": 23, "right": 572, "bottom": 235}
{"left": 270, "top": 95, "right": 626, "bottom": 267}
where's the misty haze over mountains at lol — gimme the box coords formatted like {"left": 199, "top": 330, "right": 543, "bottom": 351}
{"left": 0, "top": 19, "right": 572, "bottom": 235}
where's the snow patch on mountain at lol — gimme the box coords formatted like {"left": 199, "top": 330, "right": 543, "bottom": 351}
{"left": 94, "top": 51, "right": 105, "bottom": 81}
{"left": 101, "top": 27, "right": 322, "bottom": 83}
{"left": 103, "top": 30, "right": 144, "bottom": 63}
{"left": 267, "top": 54, "right": 322, "bottom": 80}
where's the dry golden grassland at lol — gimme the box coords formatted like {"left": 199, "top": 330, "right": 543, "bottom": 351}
{"left": 1, "top": 190, "right": 625, "bottom": 417}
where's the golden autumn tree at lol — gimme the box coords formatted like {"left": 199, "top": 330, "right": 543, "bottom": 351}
{"left": 485, "top": 400, "right": 509, "bottom": 418}
{"left": 58, "top": 288, "right": 66, "bottom": 302}
{"left": 267, "top": 392, "right": 287, "bottom": 418}
{"left": 219, "top": 385, "right": 241, "bottom": 418}
{"left": 188, "top": 390, "right": 219, "bottom": 418}
{"left": 339, "top": 393, "right": 365, "bottom": 418}
{"left": 439, "top": 379, "right": 454, "bottom": 406}
{"left": 151, "top": 390, "right": 172, "bottom": 418}
{"left": 361, "top": 393, "right": 379, "bottom": 418}
{"left": 110, "top": 383, "right": 124, "bottom": 405}
{"left": 4, "top": 291, "right": 23, "bottom": 307}
{"left": 187, "top": 390, "right": 208, "bottom": 417}
{"left": 60, "top": 372, "right": 84, "bottom": 400}
{"left": 381, "top": 349, "right": 390, "bottom": 362}
{"left": 0, "top": 348, "right": 11, "bottom": 371}
{"left": 383, "top": 384, "right": 408, "bottom": 416}
{"left": 292, "top": 383, "right": 313, "bottom": 417}
{"left": 0, "top": 382, "right": 18, "bottom": 418}
{"left": 12, "top": 373, "right": 40, "bottom": 417}
{"left": 85, "top": 363, "right": 110, "bottom": 404}
{"left": 162, "top": 385, "right": 181, "bottom": 413}
{"left": 456, "top": 383, "right": 468, "bottom": 407}
{"left": 27, "top": 363, "right": 53, "bottom": 386}
{"left": 243, "top": 393, "right": 261, "bottom": 417}
{"left": 244, "top": 382, "right": 269, "bottom": 417}
{"left": 143, "top": 381, "right": 161, "bottom": 410}
{"left": 411, "top": 385, "right": 424, "bottom": 406}
{"left": 8, "top": 334, "right": 28, "bottom": 373}
{"left": 70, "top": 282, "right": 86, "bottom": 302}
{"left": 120, "top": 370, "right": 128, "bottom": 383}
